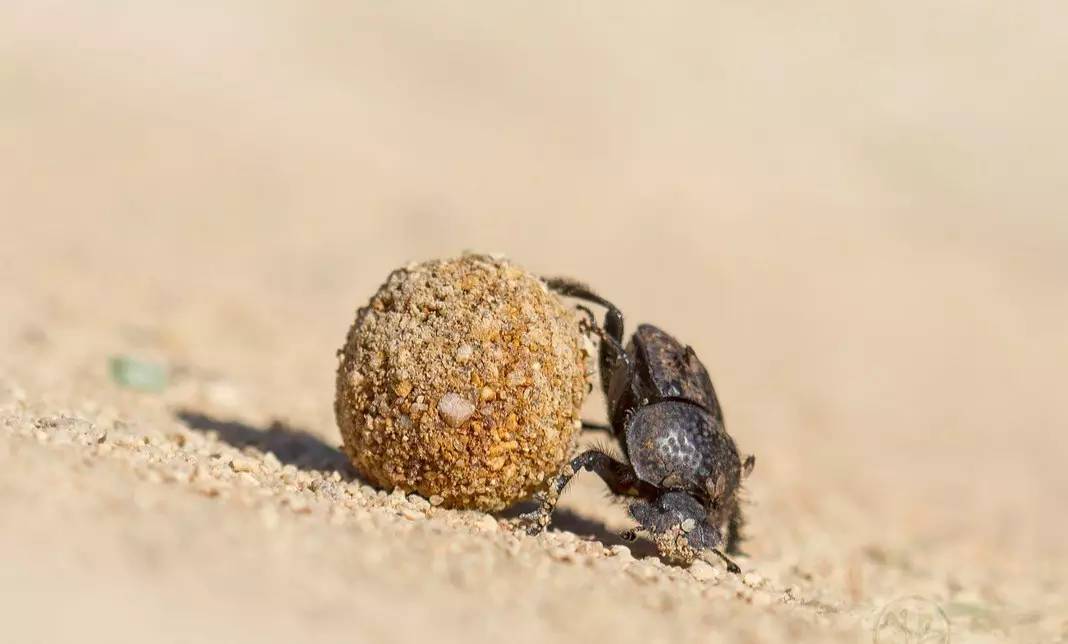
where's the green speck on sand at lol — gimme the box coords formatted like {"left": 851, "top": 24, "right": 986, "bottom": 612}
{"left": 109, "top": 356, "right": 168, "bottom": 392}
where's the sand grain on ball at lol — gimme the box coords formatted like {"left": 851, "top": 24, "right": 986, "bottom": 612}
{"left": 335, "top": 254, "right": 589, "bottom": 511}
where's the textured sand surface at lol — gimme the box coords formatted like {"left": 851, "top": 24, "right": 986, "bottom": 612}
{"left": 2, "top": 3, "right": 1067, "bottom": 643}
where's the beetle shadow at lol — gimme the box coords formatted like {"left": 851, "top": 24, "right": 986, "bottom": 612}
{"left": 499, "top": 502, "right": 662, "bottom": 560}
{"left": 175, "top": 409, "right": 361, "bottom": 479}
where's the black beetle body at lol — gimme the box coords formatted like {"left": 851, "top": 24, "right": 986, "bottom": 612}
{"left": 521, "top": 279, "right": 755, "bottom": 572}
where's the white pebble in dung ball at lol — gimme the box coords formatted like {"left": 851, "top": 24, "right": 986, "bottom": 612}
{"left": 455, "top": 344, "right": 474, "bottom": 363}
{"left": 438, "top": 392, "right": 475, "bottom": 428}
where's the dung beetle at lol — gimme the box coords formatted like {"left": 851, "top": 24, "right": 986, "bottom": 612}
{"left": 520, "top": 277, "right": 755, "bottom": 572}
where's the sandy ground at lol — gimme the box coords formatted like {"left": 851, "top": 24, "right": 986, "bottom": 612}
{"left": 2, "top": 3, "right": 1067, "bottom": 643}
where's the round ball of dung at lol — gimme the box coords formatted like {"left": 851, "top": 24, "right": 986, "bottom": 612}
{"left": 335, "top": 254, "right": 590, "bottom": 511}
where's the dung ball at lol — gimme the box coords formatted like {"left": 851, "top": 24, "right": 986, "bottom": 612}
{"left": 335, "top": 254, "right": 590, "bottom": 511}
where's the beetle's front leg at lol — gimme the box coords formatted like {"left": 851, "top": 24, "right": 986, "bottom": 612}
{"left": 542, "top": 277, "right": 629, "bottom": 394}
{"left": 516, "top": 450, "right": 642, "bottom": 535}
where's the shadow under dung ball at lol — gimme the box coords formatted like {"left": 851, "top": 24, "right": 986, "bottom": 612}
{"left": 335, "top": 254, "right": 590, "bottom": 511}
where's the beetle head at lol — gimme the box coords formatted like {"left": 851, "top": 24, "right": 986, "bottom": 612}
{"left": 629, "top": 491, "right": 725, "bottom": 558}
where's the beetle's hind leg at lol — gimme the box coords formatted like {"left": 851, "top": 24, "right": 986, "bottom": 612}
{"left": 573, "top": 304, "right": 598, "bottom": 335}
{"left": 543, "top": 277, "right": 629, "bottom": 394}
{"left": 543, "top": 277, "right": 625, "bottom": 344}
{"left": 516, "top": 449, "right": 643, "bottom": 535}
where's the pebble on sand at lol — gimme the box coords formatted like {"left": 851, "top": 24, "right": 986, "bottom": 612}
{"left": 688, "top": 560, "right": 721, "bottom": 583}
{"left": 108, "top": 356, "right": 168, "bottom": 393}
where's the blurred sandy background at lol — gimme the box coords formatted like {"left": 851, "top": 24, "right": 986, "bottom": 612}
{"left": 2, "top": 2, "right": 1066, "bottom": 643}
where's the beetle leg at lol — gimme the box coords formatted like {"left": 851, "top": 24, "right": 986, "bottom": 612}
{"left": 573, "top": 304, "right": 598, "bottom": 333}
{"left": 572, "top": 305, "right": 629, "bottom": 397}
{"left": 724, "top": 497, "right": 746, "bottom": 556}
{"left": 552, "top": 450, "right": 641, "bottom": 497}
{"left": 704, "top": 548, "right": 742, "bottom": 574}
{"left": 570, "top": 303, "right": 635, "bottom": 405}
{"left": 580, "top": 420, "right": 613, "bottom": 432}
{"left": 582, "top": 317, "right": 633, "bottom": 373}
{"left": 542, "top": 277, "right": 625, "bottom": 342}
{"left": 517, "top": 449, "right": 644, "bottom": 535}
{"left": 542, "top": 277, "right": 629, "bottom": 392}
